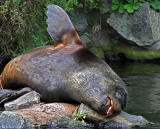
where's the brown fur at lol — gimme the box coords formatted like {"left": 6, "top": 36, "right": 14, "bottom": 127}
{"left": 1, "top": 29, "right": 84, "bottom": 89}
{"left": 54, "top": 29, "right": 82, "bottom": 49}
{"left": 0, "top": 75, "right": 3, "bottom": 89}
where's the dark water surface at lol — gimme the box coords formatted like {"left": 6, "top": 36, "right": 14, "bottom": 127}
{"left": 108, "top": 61, "right": 160, "bottom": 129}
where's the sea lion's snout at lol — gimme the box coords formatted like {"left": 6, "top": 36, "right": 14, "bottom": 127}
{"left": 106, "top": 86, "right": 127, "bottom": 116}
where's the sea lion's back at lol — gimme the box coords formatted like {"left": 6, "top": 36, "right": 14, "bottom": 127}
{"left": 1, "top": 45, "right": 82, "bottom": 85}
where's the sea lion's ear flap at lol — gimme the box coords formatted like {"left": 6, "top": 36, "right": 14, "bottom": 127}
{"left": 46, "top": 5, "right": 74, "bottom": 43}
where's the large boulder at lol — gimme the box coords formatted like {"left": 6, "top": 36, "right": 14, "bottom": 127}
{"left": 107, "top": 3, "right": 160, "bottom": 46}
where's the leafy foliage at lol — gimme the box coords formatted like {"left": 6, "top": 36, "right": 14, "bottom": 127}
{"left": 0, "top": 0, "right": 101, "bottom": 59}
{"left": 74, "top": 112, "right": 87, "bottom": 119}
{"left": 74, "top": 112, "right": 87, "bottom": 123}
{"left": 1, "top": 0, "right": 160, "bottom": 60}
{"left": 112, "top": 0, "right": 160, "bottom": 13}
{"left": 149, "top": 0, "right": 160, "bottom": 10}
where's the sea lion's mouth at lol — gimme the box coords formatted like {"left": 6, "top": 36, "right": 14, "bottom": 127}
{"left": 106, "top": 97, "right": 114, "bottom": 117}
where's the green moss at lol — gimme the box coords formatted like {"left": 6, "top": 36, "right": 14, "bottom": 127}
{"left": 90, "top": 47, "right": 105, "bottom": 59}
{"left": 103, "top": 43, "right": 160, "bottom": 60}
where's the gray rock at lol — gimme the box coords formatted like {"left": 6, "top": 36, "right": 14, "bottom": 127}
{"left": 100, "top": 0, "right": 112, "bottom": 14}
{"left": 4, "top": 91, "right": 40, "bottom": 111}
{"left": 0, "top": 111, "right": 33, "bottom": 129}
{"left": 70, "top": 8, "right": 88, "bottom": 35}
{"left": 0, "top": 87, "right": 32, "bottom": 105}
{"left": 107, "top": 3, "right": 160, "bottom": 46}
{"left": 112, "top": 111, "right": 152, "bottom": 128}
{"left": 80, "top": 29, "right": 111, "bottom": 48}
{"left": 57, "top": 116, "right": 93, "bottom": 129}
{"left": 0, "top": 103, "right": 153, "bottom": 129}
{"left": 147, "top": 40, "right": 160, "bottom": 50}
{"left": 76, "top": 103, "right": 152, "bottom": 128}
{"left": 91, "top": 30, "right": 111, "bottom": 47}
{"left": 11, "top": 103, "right": 77, "bottom": 125}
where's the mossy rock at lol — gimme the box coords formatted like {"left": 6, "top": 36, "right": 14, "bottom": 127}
{"left": 89, "top": 47, "right": 105, "bottom": 59}
{"left": 92, "top": 42, "right": 160, "bottom": 60}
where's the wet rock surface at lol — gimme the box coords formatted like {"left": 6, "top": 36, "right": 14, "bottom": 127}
{"left": 76, "top": 103, "right": 152, "bottom": 128}
{"left": 56, "top": 116, "right": 93, "bottom": 129}
{"left": 4, "top": 91, "right": 40, "bottom": 111}
{"left": 0, "top": 111, "right": 33, "bottom": 129}
{"left": 11, "top": 103, "right": 77, "bottom": 124}
{"left": 0, "top": 96, "right": 152, "bottom": 129}
{"left": 0, "top": 87, "right": 32, "bottom": 105}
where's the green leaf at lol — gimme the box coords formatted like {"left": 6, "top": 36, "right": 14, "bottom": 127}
{"left": 118, "top": 5, "right": 124, "bottom": 13}
{"left": 13, "top": 0, "right": 20, "bottom": 4}
{"left": 139, "top": 0, "right": 145, "bottom": 2}
{"left": 5, "top": 0, "right": 10, "bottom": 6}
{"left": 128, "top": 0, "right": 133, "bottom": 4}
{"left": 78, "top": 3, "right": 83, "bottom": 8}
{"left": 133, "top": 0, "right": 138, "bottom": 3}
{"left": 112, "top": 4, "right": 119, "bottom": 10}
{"left": 112, "top": 0, "right": 119, "bottom": 4}
{"left": 127, "top": 6, "right": 134, "bottom": 13}
{"left": 74, "top": 113, "right": 79, "bottom": 117}
{"left": 150, "top": 0, "right": 160, "bottom": 10}
{"left": 133, "top": 3, "right": 139, "bottom": 10}
{"left": 124, "top": 4, "right": 134, "bottom": 13}
{"left": 124, "top": 4, "right": 130, "bottom": 9}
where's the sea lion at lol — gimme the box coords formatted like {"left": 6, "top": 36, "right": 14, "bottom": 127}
{"left": 1, "top": 5, "right": 127, "bottom": 116}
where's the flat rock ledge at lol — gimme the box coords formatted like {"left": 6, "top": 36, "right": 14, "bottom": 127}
{"left": 4, "top": 91, "right": 40, "bottom": 111}
{"left": 0, "top": 91, "right": 152, "bottom": 129}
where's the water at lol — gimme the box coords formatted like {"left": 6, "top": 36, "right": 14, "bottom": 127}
{"left": 108, "top": 61, "right": 160, "bottom": 129}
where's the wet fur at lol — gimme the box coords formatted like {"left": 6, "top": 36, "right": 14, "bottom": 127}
{"left": 1, "top": 5, "right": 127, "bottom": 115}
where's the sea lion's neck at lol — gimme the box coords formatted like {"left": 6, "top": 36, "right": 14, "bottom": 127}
{"left": 61, "top": 29, "right": 83, "bottom": 46}
{"left": 53, "top": 29, "right": 84, "bottom": 51}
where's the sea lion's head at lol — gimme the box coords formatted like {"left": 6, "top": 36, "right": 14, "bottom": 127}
{"left": 70, "top": 65, "right": 128, "bottom": 117}
{"left": 105, "top": 83, "right": 128, "bottom": 116}
{"left": 71, "top": 49, "right": 128, "bottom": 116}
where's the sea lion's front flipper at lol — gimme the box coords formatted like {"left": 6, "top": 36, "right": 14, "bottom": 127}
{"left": 46, "top": 4, "right": 82, "bottom": 47}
